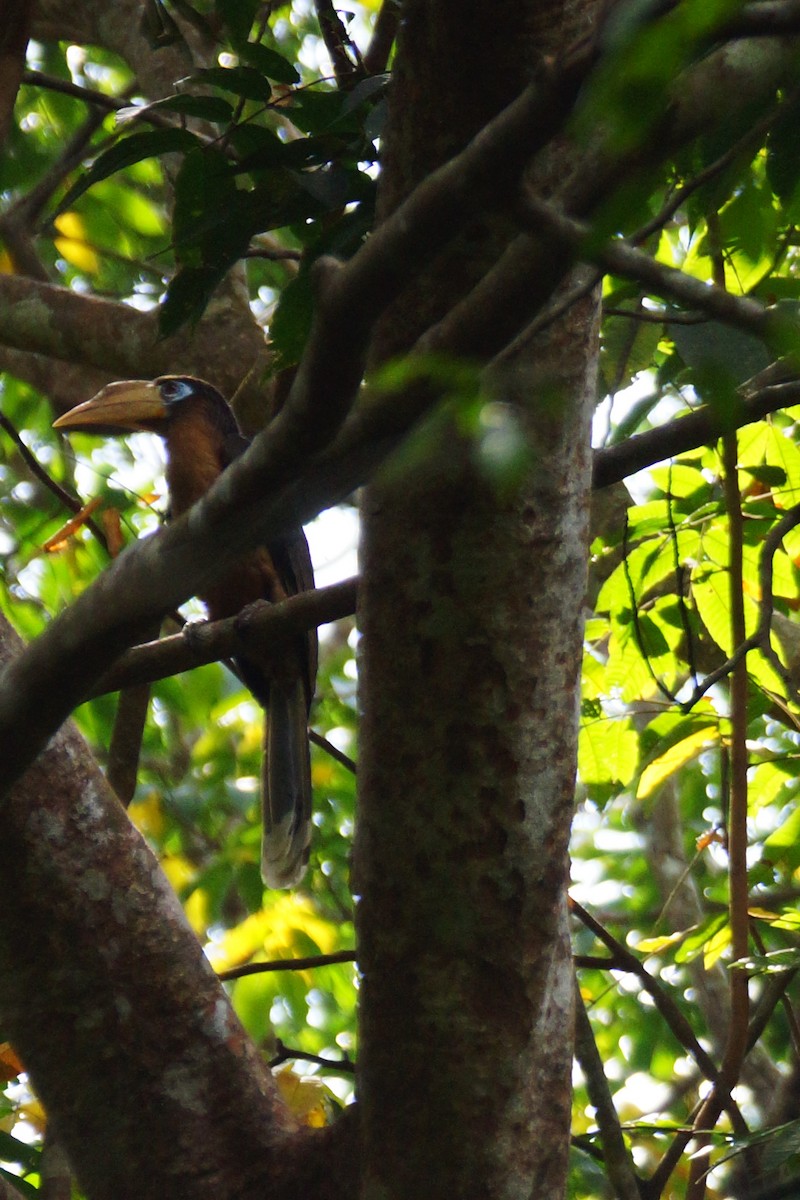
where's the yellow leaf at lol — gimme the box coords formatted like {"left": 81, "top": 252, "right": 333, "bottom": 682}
{"left": 128, "top": 791, "right": 166, "bottom": 839}
{"left": 42, "top": 496, "right": 102, "bottom": 553}
{"left": 749, "top": 906, "right": 800, "bottom": 931}
{"left": 747, "top": 907, "right": 782, "bottom": 922}
{"left": 274, "top": 1066, "right": 332, "bottom": 1127}
{"left": 54, "top": 211, "right": 99, "bottom": 274}
{"left": 207, "top": 894, "right": 338, "bottom": 972}
{"left": 635, "top": 931, "right": 688, "bottom": 954}
{"left": 184, "top": 886, "right": 210, "bottom": 935}
{"left": 160, "top": 853, "right": 197, "bottom": 891}
{"left": 101, "top": 507, "right": 125, "bottom": 557}
{"left": 703, "top": 922, "right": 731, "bottom": 970}
{"left": 637, "top": 729, "right": 715, "bottom": 799}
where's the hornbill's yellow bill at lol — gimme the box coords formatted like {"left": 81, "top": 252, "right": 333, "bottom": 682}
{"left": 53, "top": 379, "right": 171, "bottom": 433}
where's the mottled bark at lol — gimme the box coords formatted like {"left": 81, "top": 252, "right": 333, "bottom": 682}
{"left": 355, "top": 3, "right": 600, "bottom": 1199}
{"left": 0, "top": 275, "right": 274, "bottom": 432}
{"left": 0, "top": 612, "right": 356, "bottom": 1199}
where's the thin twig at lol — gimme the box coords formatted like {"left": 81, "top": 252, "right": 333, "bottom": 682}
{"left": 269, "top": 1038, "right": 355, "bottom": 1073}
{"left": 217, "top": 949, "right": 356, "bottom": 981}
{"left": 521, "top": 194, "right": 790, "bottom": 349}
{"left": 23, "top": 69, "right": 183, "bottom": 129}
{"left": 747, "top": 926, "right": 800, "bottom": 1056}
{"left": 680, "top": 502, "right": 800, "bottom": 711}
{"left": 309, "top": 728, "right": 356, "bottom": 774}
{"left": 571, "top": 897, "right": 745, "bottom": 1125}
{"left": 314, "top": 0, "right": 364, "bottom": 86}
{"left": 593, "top": 381, "right": 800, "bottom": 491}
{"left": 0, "top": 412, "right": 110, "bottom": 552}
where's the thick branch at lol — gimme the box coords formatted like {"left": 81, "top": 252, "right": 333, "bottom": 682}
{"left": 593, "top": 380, "right": 800, "bottom": 489}
{"left": 0, "top": 276, "right": 273, "bottom": 419}
{"left": 91, "top": 578, "right": 358, "bottom": 697}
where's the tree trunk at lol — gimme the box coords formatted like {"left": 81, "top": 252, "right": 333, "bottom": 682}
{"left": 355, "top": 3, "right": 600, "bottom": 1198}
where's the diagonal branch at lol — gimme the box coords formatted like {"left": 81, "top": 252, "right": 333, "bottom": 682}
{"left": 520, "top": 195, "right": 792, "bottom": 349}
{"left": 593, "top": 380, "right": 800, "bottom": 490}
{"left": 574, "top": 979, "right": 641, "bottom": 1200}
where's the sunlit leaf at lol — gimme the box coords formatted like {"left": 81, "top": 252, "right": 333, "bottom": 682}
{"left": 53, "top": 211, "right": 100, "bottom": 273}
{"left": 764, "top": 806, "right": 800, "bottom": 873}
{"left": 637, "top": 728, "right": 717, "bottom": 799}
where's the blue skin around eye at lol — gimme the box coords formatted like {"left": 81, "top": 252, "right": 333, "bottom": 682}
{"left": 161, "top": 380, "right": 195, "bottom": 404}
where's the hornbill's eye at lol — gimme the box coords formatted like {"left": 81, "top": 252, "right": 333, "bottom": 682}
{"left": 159, "top": 378, "right": 194, "bottom": 404}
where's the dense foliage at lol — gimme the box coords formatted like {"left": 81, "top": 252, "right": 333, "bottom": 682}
{"left": 3, "top": 2, "right": 800, "bottom": 1197}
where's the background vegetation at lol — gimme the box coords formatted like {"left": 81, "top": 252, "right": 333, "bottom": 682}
{"left": 4, "top": 2, "right": 800, "bottom": 1198}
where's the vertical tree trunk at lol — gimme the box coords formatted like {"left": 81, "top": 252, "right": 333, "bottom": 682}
{"left": 355, "top": 3, "right": 599, "bottom": 1197}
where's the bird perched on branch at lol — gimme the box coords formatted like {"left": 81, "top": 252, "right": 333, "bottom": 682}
{"left": 54, "top": 375, "right": 317, "bottom": 888}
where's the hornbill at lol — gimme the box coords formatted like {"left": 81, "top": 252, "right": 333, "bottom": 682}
{"left": 54, "top": 375, "right": 317, "bottom": 889}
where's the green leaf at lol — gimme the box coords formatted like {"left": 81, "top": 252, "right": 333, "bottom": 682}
{"left": 216, "top": 0, "right": 259, "bottom": 45}
{"left": 741, "top": 464, "right": 787, "bottom": 489}
{"left": 600, "top": 312, "right": 662, "bottom": 397}
{"left": 0, "top": 1130, "right": 41, "bottom": 1169}
{"left": 763, "top": 424, "right": 800, "bottom": 502}
{"left": 239, "top": 42, "right": 301, "bottom": 85}
{"left": 579, "top": 711, "right": 639, "bottom": 794}
{"left": 158, "top": 265, "right": 228, "bottom": 335}
{"left": 692, "top": 565, "right": 734, "bottom": 653}
{"left": 639, "top": 706, "right": 718, "bottom": 761}
{"left": 674, "top": 913, "right": 728, "bottom": 964}
{"left": 341, "top": 73, "right": 390, "bottom": 114}
{"left": 637, "top": 727, "right": 716, "bottom": 799}
{"left": 749, "top": 760, "right": 799, "bottom": 811}
{"left": 144, "top": 93, "right": 236, "bottom": 122}
{"left": 764, "top": 806, "right": 800, "bottom": 873}
{"left": 230, "top": 124, "right": 287, "bottom": 169}
{"left": 193, "top": 65, "right": 273, "bottom": 102}
{"left": 286, "top": 88, "right": 345, "bottom": 135}
{"left": 767, "top": 92, "right": 800, "bottom": 204}
{"left": 270, "top": 269, "right": 314, "bottom": 367}
{"left": 670, "top": 320, "right": 771, "bottom": 390}
{"left": 56, "top": 128, "right": 199, "bottom": 213}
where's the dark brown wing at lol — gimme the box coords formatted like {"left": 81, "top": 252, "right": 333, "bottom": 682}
{"left": 221, "top": 428, "right": 317, "bottom": 888}
{"left": 267, "top": 526, "right": 318, "bottom": 705}
{"left": 219, "top": 428, "right": 318, "bottom": 708}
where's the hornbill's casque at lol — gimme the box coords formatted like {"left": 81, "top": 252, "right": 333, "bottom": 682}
{"left": 54, "top": 375, "right": 317, "bottom": 889}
